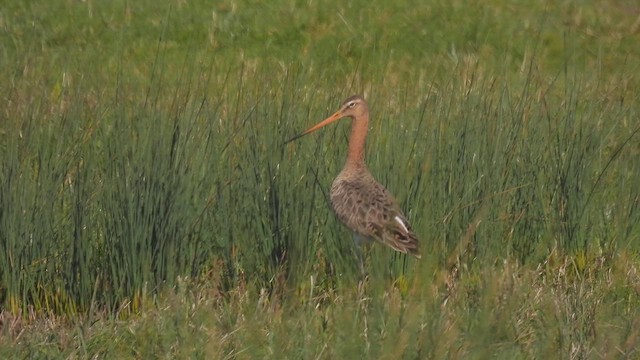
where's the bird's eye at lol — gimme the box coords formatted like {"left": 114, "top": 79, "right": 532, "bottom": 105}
{"left": 348, "top": 102, "right": 356, "bottom": 108}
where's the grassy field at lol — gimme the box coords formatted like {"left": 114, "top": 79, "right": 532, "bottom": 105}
{"left": 1, "top": 0, "right": 640, "bottom": 358}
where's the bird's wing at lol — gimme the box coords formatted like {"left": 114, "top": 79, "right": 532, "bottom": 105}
{"left": 330, "top": 176, "right": 421, "bottom": 258}
{"left": 364, "top": 183, "right": 421, "bottom": 258}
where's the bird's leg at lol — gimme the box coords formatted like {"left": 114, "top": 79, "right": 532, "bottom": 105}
{"left": 353, "top": 233, "right": 369, "bottom": 280}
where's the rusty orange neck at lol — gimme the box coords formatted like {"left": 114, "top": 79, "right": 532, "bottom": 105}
{"left": 346, "top": 115, "right": 368, "bottom": 168}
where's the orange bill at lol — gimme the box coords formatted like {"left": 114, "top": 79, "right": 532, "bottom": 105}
{"left": 284, "top": 109, "right": 345, "bottom": 144}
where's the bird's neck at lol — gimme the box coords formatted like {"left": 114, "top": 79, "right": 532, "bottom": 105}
{"left": 346, "top": 116, "right": 368, "bottom": 168}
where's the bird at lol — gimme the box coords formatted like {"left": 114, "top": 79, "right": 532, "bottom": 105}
{"left": 286, "top": 95, "right": 421, "bottom": 263}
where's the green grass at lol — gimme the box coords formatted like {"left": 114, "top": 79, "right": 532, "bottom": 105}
{"left": 1, "top": 0, "right": 640, "bottom": 357}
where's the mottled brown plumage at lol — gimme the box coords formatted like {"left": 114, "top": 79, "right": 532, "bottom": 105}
{"left": 287, "top": 95, "right": 421, "bottom": 258}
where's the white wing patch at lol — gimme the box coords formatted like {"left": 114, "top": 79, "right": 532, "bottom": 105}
{"left": 394, "top": 215, "right": 409, "bottom": 233}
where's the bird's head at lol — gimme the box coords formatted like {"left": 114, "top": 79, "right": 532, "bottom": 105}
{"left": 285, "top": 95, "right": 369, "bottom": 144}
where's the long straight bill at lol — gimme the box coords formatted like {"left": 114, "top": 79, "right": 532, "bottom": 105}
{"left": 284, "top": 110, "right": 344, "bottom": 144}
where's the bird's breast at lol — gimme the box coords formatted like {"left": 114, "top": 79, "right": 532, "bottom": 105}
{"left": 329, "top": 172, "right": 378, "bottom": 236}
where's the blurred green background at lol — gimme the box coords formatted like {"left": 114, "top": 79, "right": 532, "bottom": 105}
{"left": 1, "top": 0, "right": 639, "bottom": 358}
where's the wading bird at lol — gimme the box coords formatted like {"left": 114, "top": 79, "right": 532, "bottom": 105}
{"left": 286, "top": 95, "right": 421, "bottom": 264}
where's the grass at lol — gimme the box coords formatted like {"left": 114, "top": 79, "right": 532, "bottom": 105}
{"left": 1, "top": 0, "right": 640, "bottom": 358}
